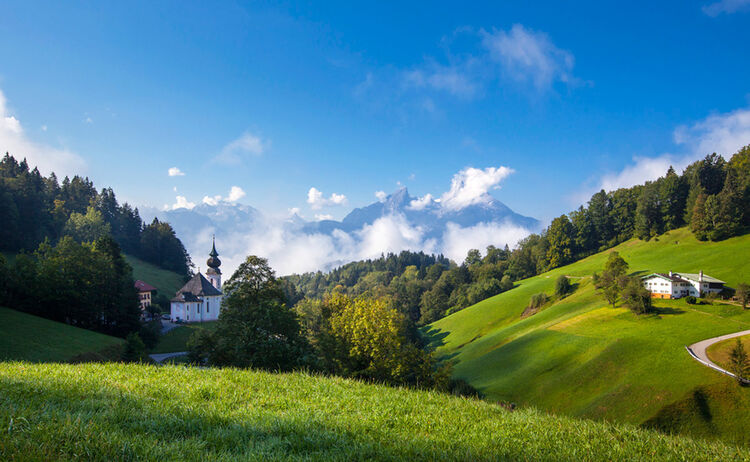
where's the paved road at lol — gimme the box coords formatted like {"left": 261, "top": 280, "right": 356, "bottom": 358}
{"left": 149, "top": 351, "right": 187, "bottom": 364}
{"left": 687, "top": 329, "right": 750, "bottom": 379}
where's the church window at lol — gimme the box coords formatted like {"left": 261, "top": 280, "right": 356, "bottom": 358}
{"left": 207, "top": 301, "right": 210, "bottom": 313}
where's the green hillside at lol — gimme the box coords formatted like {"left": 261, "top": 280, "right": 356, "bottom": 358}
{"left": 427, "top": 227, "right": 750, "bottom": 445}
{"left": 125, "top": 254, "right": 186, "bottom": 299}
{"left": 0, "top": 362, "right": 747, "bottom": 461}
{"left": 0, "top": 307, "right": 123, "bottom": 362}
{"left": 150, "top": 321, "right": 219, "bottom": 353}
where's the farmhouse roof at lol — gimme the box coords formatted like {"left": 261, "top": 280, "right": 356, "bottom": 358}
{"left": 175, "top": 272, "right": 222, "bottom": 299}
{"left": 674, "top": 273, "right": 725, "bottom": 284}
{"left": 134, "top": 280, "right": 157, "bottom": 292}
{"left": 641, "top": 273, "right": 690, "bottom": 283}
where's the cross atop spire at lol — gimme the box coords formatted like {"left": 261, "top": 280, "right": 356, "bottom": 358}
{"left": 209, "top": 234, "right": 219, "bottom": 258}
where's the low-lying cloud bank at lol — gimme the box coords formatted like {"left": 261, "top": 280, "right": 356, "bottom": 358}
{"left": 178, "top": 211, "right": 531, "bottom": 277}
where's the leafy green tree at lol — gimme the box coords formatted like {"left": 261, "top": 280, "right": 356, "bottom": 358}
{"left": 621, "top": 276, "right": 652, "bottom": 315}
{"left": 634, "top": 182, "right": 662, "bottom": 240}
{"left": 63, "top": 206, "right": 111, "bottom": 243}
{"left": 595, "top": 252, "right": 629, "bottom": 308}
{"left": 140, "top": 218, "right": 192, "bottom": 277}
{"left": 325, "top": 293, "right": 448, "bottom": 388}
{"left": 554, "top": 275, "right": 572, "bottom": 297}
{"left": 546, "top": 214, "right": 575, "bottom": 269}
{"left": 690, "top": 192, "right": 710, "bottom": 241}
{"left": 464, "top": 249, "right": 482, "bottom": 266}
{"left": 697, "top": 153, "right": 727, "bottom": 196}
{"left": 736, "top": 283, "right": 750, "bottom": 309}
{"left": 659, "top": 166, "right": 688, "bottom": 230}
{"left": 588, "top": 190, "right": 613, "bottom": 249}
{"left": 729, "top": 339, "right": 749, "bottom": 385}
{"left": 570, "top": 206, "right": 595, "bottom": 256}
{"left": 206, "top": 256, "right": 310, "bottom": 371}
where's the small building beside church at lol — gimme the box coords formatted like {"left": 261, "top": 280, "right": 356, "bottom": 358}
{"left": 134, "top": 280, "right": 157, "bottom": 311}
{"left": 170, "top": 238, "right": 223, "bottom": 323}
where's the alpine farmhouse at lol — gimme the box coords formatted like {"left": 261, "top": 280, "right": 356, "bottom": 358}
{"left": 641, "top": 271, "right": 725, "bottom": 299}
{"left": 170, "top": 238, "right": 223, "bottom": 323}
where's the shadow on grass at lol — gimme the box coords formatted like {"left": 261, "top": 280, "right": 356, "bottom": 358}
{"left": 651, "top": 306, "right": 686, "bottom": 316}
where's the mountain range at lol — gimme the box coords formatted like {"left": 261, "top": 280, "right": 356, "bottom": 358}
{"left": 143, "top": 188, "right": 540, "bottom": 275}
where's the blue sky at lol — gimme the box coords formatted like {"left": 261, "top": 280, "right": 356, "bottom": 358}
{"left": 1, "top": 0, "right": 749, "bottom": 223}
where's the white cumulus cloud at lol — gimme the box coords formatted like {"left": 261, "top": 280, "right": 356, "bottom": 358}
{"left": 375, "top": 190, "right": 387, "bottom": 202}
{"left": 201, "top": 186, "right": 246, "bottom": 205}
{"left": 408, "top": 194, "right": 435, "bottom": 211}
{"left": 168, "top": 167, "right": 185, "bottom": 177}
{"left": 202, "top": 195, "right": 221, "bottom": 206}
{"left": 0, "top": 89, "right": 87, "bottom": 176}
{"left": 227, "top": 186, "right": 246, "bottom": 202}
{"left": 315, "top": 214, "right": 334, "bottom": 221}
{"left": 440, "top": 166, "right": 514, "bottom": 210}
{"left": 307, "top": 187, "right": 348, "bottom": 209}
{"left": 170, "top": 196, "right": 196, "bottom": 210}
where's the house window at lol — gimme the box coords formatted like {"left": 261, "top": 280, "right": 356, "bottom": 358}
{"left": 207, "top": 301, "right": 210, "bottom": 313}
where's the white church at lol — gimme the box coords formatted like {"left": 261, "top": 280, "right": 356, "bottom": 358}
{"left": 170, "top": 238, "right": 223, "bottom": 323}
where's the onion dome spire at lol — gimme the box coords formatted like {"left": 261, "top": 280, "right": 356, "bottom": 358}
{"left": 206, "top": 235, "right": 221, "bottom": 273}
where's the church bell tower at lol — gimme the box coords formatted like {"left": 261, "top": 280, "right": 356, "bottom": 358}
{"left": 206, "top": 235, "right": 222, "bottom": 289}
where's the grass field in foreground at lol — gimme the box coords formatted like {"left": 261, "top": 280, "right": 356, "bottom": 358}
{"left": 0, "top": 362, "right": 747, "bottom": 461}
{"left": 125, "top": 254, "right": 186, "bottom": 300}
{"left": 0, "top": 307, "right": 123, "bottom": 362}
{"left": 150, "top": 321, "right": 219, "bottom": 353}
{"left": 707, "top": 334, "right": 750, "bottom": 370}
{"left": 427, "top": 227, "right": 750, "bottom": 446}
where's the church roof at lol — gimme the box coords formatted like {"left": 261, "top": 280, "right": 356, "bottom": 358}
{"left": 170, "top": 292, "right": 201, "bottom": 303}
{"left": 173, "top": 273, "right": 222, "bottom": 302}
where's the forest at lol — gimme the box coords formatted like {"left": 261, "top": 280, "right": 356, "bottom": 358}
{"left": 0, "top": 153, "right": 192, "bottom": 339}
{"left": 0, "top": 153, "right": 192, "bottom": 276}
{"left": 284, "top": 146, "right": 750, "bottom": 325}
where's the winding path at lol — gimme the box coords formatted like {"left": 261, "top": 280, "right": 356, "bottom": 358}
{"left": 686, "top": 329, "right": 750, "bottom": 383}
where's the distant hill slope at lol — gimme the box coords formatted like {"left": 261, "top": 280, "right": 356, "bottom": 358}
{"left": 125, "top": 254, "right": 186, "bottom": 299}
{"left": 0, "top": 362, "right": 745, "bottom": 461}
{"left": 0, "top": 307, "right": 123, "bottom": 362}
{"left": 427, "top": 227, "right": 750, "bottom": 446}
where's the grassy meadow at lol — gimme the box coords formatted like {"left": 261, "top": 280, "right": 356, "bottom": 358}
{"left": 0, "top": 307, "right": 123, "bottom": 363}
{"left": 427, "top": 227, "right": 750, "bottom": 445}
{"left": 1, "top": 361, "right": 748, "bottom": 461}
{"left": 125, "top": 254, "right": 186, "bottom": 300}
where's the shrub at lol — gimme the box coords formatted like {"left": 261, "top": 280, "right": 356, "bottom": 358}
{"left": 622, "top": 276, "right": 652, "bottom": 315}
{"left": 528, "top": 293, "right": 549, "bottom": 310}
{"left": 122, "top": 333, "right": 147, "bottom": 362}
{"left": 685, "top": 295, "right": 697, "bottom": 305}
{"left": 138, "top": 321, "right": 161, "bottom": 350}
{"left": 554, "top": 275, "right": 572, "bottom": 297}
